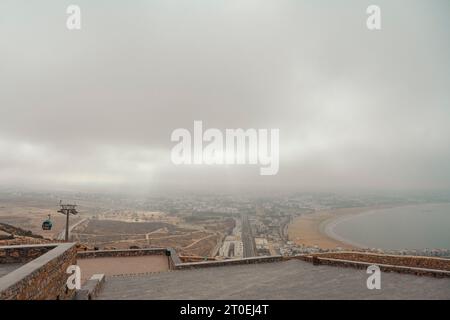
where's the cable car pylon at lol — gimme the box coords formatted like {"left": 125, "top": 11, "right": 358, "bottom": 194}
{"left": 57, "top": 201, "right": 78, "bottom": 241}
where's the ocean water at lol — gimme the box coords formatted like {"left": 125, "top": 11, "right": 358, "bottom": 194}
{"left": 329, "top": 203, "right": 450, "bottom": 250}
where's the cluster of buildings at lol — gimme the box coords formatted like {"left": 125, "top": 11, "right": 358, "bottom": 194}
{"left": 218, "top": 218, "right": 244, "bottom": 258}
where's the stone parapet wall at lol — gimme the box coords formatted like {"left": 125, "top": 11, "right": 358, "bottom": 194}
{"left": 0, "top": 237, "right": 56, "bottom": 247}
{"left": 307, "top": 251, "right": 450, "bottom": 271}
{"left": 77, "top": 247, "right": 168, "bottom": 259}
{"left": 0, "top": 243, "right": 77, "bottom": 300}
{"left": 295, "top": 253, "right": 450, "bottom": 278}
{"left": 179, "top": 255, "right": 217, "bottom": 263}
{"left": 174, "top": 255, "right": 285, "bottom": 270}
{"left": 0, "top": 244, "right": 53, "bottom": 264}
{"left": 167, "top": 247, "right": 181, "bottom": 269}
{"left": 75, "top": 274, "right": 105, "bottom": 300}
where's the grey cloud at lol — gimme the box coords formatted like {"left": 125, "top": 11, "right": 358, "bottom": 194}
{"left": 0, "top": 0, "right": 449, "bottom": 192}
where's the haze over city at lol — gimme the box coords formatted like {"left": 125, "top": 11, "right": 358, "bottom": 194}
{"left": 1, "top": 0, "right": 450, "bottom": 194}
{"left": 1, "top": 1, "right": 450, "bottom": 305}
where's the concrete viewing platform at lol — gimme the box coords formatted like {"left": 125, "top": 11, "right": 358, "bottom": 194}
{"left": 97, "top": 259, "right": 450, "bottom": 300}
{"left": 2, "top": 245, "right": 449, "bottom": 300}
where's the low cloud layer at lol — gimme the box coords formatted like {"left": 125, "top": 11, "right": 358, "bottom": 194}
{"left": 1, "top": 0, "right": 449, "bottom": 193}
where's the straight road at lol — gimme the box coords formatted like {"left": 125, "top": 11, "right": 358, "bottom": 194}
{"left": 55, "top": 217, "right": 88, "bottom": 241}
{"left": 241, "top": 214, "right": 256, "bottom": 258}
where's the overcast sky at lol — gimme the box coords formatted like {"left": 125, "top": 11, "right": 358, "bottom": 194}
{"left": 0, "top": 0, "right": 449, "bottom": 194}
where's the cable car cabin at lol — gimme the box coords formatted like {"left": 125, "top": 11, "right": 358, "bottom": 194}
{"left": 42, "top": 219, "right": 53, "bottom": 231}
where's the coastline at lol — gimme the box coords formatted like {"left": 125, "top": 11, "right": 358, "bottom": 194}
{"left": 322, "top": 213, "right": 370, "bottom": 249}
{"left": 322, "top": 202, "right": 450, "bottom": 251}
{"left": 287, "top": 206, "right": 390, "bottom": 250}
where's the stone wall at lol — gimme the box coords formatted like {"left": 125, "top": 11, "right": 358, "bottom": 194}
{"left": 75, "top": 274, "right": 105, "bottom": 300}
{"left": 174, "top": 255, "right": 285, "bottom": 270}
{"left": 0, "top": 244, "right": 53, "bottom": 264}
{"left": 295, "top": 252, "right": 450, "bottom": 278}
{"left": 0, "top": 237, "right": 55, "bottom": 247}
{"left": 308, "top": 252, "right": 450, "bottom": 271}
{"left": 164, "top": 248, "right": 180, "bottom": 269}
{"left": 179, "top": 255, "right": 218, "bottom": 262}
{"left": 77, "top": 247, "right": 168, "bottom": 259}
{"left": 0, "top": 243, "right": 77, "bottom": 300}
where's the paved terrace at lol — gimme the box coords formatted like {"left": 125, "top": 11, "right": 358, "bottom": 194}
{"left": 98, "top": 259, "right": 450, "bottom": 300}
{"left": 77, "top": 255, "right": 169, "bottom": 283}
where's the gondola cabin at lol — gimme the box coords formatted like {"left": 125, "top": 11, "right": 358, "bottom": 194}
{"left": 42, "top": 218, "right": 53, "bottom": 230}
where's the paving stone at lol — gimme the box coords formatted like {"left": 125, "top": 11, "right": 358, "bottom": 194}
{"left": 98, "top": 259, "right": 450, "bottom": 300}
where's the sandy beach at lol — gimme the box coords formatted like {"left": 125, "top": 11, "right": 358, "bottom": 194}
{"left": 287, "top": 206, "right": 386, "bottom": 249}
